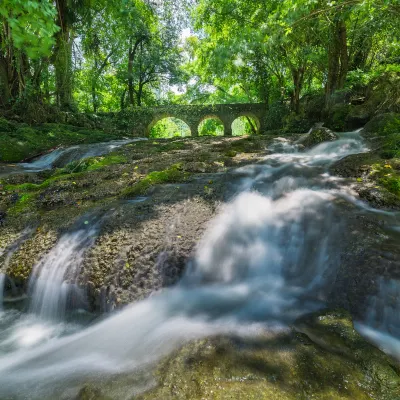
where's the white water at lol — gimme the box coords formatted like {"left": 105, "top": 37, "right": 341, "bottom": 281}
{"left": 29, "top": 216, "right": 102, "bottom": 321}
{"left": 0, "top": 131, "right": 398, "bottom": 398}
{"left": 356, "top": 278, "right": 400, "bottom": 360}
{"left": 0, "top": 138, "right": 147, "bottom": 177}
{"left": 21, "top": 139, "right": 146, "bottom": 171}
{"left": 0, "top": 273, "right": 5, "bottom": 312}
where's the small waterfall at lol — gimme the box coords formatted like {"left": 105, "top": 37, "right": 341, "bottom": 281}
{"left": 29, "top": 216, "right": 102, "bottom": 320}
{"left": 21, "top": 138, "right": 146, "bottom": 171}
{"left": 356, "top": 278, "right": 400, "bottom": 360}
{"left": 0, "top": 273, "right": 5, "bottom": 312}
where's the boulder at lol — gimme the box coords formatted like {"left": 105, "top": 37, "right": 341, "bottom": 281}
{"left": 346, "top": 104, "right": 371, "bottom": 130}
{"left": 297, "top": 124, "right": 338, "bottom": 148}
{"left": 363, "top": 113, "right": 400, "bottom": 137}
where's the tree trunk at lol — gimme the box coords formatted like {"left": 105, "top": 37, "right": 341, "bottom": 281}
{"left": 128, "top": 39, "right": 135, "bottom": 107}
{"left": 120, "top": 89, "right": 127, "bottom": 110}
{"left": 326, "top": 18, "right": 349, "bottom": 106}
{"left": 245, "top": 116, "right": 257, "bottom": 134}
{"left": 92, "top": 59, "right": 98, "bottom": 112}
{"left": 338, "top": 20, "right": 348, "bottom": 89}
{"left": 291, "top": 67, "right": 305, "bottom": 114}
{"left": 136, "top": 83, "right": 143, "bottom": 107}
{"left": 0, "top": 58, "right": 10, "bottom": 107}
{"left": 54, "top": 0, "right": 74, "bottom": 110}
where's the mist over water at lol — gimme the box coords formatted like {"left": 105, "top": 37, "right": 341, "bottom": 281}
{"left": 0, "top": 131, "right": 399, "bottom": 398}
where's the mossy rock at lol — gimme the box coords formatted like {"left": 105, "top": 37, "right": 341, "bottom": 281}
{"left": 295, "top": 309, "right": 400, "bottom": 392}
{"left": 134, "top": 309, "right": 400, "bottom": 400}
{"left": 284, "top": 113, "right": 313, "bottom": 134}
{"left": 0, "top": 117, "right": 15, "bottom": 133}
{"left": 345, "top": 105, "right": 371, "bottom": 130}
{"left": 299, "top": 126, "right": 338, "bottom": 148}
{"left": 327, "top": 104, "right": 351, "bottom": 132}
{"left": 363, "top": 113, "right": 400, "bottom": 137}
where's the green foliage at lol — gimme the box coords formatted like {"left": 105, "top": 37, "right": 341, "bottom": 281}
{"left": 381, "top": 176, "right": 400, "bottom": 195}
{"left": 0, "top": 0, "right": 59, "bottom": 58}
{"left": 150, "top": 118, "right": 190, "bottom": 138}
{"left": 199, "top": 119, "right": 223, "bottom": 136}
{"left": 232, "top": 116, "right": 258, "bottom": 136}
{"left": 122, "top": 163, "right": 190, "bottom": 197}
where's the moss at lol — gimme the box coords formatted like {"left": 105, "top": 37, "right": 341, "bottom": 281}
{"left": 62, "top": 154, "right": 128, "bottom": 174}
{"left": 0, "top": 119, "right": 124, "bottom": 163}
{"left": 0, "top": 117, "right": 15, "bottom": 133}
{"left": 7, "top": 193, "right": 36, "bottom": 215}
{"left": 155, "top": 141, "right": 188, "bottom": 152}
{"left": 122, "top": 163, "right": 191, "bottom": 197}
{"left": 136, "top": 309, "right": 400, "bottom": 400}
{"left": 381, "top": 176, "right": 400, "bottom": 195}
{"left": 224, "top": 150, "right": 237, "bottom": 158}
{"left": 328, "top": 104, "right": 351, "bottom": 131}
{"left": 370, "top": 162, "right": 400, "bottom": 197}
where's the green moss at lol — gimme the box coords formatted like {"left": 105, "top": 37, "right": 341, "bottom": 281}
{"left": 370, "top": 162, "right": 400, "bottom": 196}
{"left": 155, "top": 141, "right": 188, "bottom": 152}
{"left": 381, "top": 176, "right": 400, "bottom": 195}
{"left": 0, "top": 119, "right": 124, "bottom": 163}
{"left": 0, "top": 117, "right": 15, "bottom": 133}
{"left": 136, "top": 309, "right": 400, "bottom": 400}
{"left": 122, "top": 163, "right": 190, "bottom": 197}
{"left": 62, "top": 154, "right": 127, "bottom": 174}
{"left": 8, "top": 193, "right": 36, "bottom": 215}
{"left": 224, "top": 150, "right": 237, "bottom": 157}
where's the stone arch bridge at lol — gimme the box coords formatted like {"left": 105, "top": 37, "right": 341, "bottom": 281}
{"left": 122, "top": 103, "right": 268, "bottom": 137}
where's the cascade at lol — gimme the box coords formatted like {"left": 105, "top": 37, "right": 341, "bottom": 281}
{"left": 0, "top": 131, "right": 398, "bottom": 399}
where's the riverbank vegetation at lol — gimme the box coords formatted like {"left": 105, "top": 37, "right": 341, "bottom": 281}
{"left": 0, "top": 1, "right": 398, "bottom": 127}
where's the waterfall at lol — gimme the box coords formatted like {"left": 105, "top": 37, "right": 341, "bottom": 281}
{"left": 0, "top": 273, "right": 5, "bottom": 312}
{"left": 0, "top": 131, "right": 375, "bottom": 399}
{"left": 29, "top": 216, "right": 102, "bottom": 321}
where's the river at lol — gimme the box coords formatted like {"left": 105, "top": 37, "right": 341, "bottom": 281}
{"left": 0, "top": 131, "right": 399, "bottom": 399}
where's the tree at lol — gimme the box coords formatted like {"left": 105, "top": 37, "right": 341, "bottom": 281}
{"left": 0, "top": 0, "right": 58, "bottom": 107}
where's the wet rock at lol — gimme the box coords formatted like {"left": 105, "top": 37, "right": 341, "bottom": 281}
{"left": 135, "top": 309, "right": 400, "bottom": 400}
{"left": 295, "top": 309, "right": 400, "bottom": 391}
{"left": 298, "top": 124, "right": 338, "bottom": 149}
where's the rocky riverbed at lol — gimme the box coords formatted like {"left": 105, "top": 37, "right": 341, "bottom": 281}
{"left": 0, "top": 125, "right": 400, "bottom": 400}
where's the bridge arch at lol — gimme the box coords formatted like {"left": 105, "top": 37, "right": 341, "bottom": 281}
{"left": 128, "top": 103, "right": 267, "bottom": 137}
{"left": 147, "top": 114, "right": 193, "bottom": 137}
{"left": 198, "top": 115, "right": 225, "bottom": 136}
{"left": 231, "top": 113, "right": 261, "bottom": 136}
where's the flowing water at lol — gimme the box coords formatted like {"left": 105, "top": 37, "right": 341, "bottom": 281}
{"left": 29, "top": 216, "right": 103, "bottom": 321}
{"left": 0, "top": 132, "right": 399, "bottom": 398}
{"left": 0, "top": 138, "right": 146, "bottom": 177}
{"left": 0, "top": 273, "right": 5, "bottom": 312}
{"left": 355, "top": 278, "right": 400, "bottom": 360}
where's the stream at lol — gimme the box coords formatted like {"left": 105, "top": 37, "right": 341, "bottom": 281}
{"left": 0, "top": 131, "right": 400, "bottom": 398}
{"left": 0, "top": 138, "right": 146, "bottom": 177}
